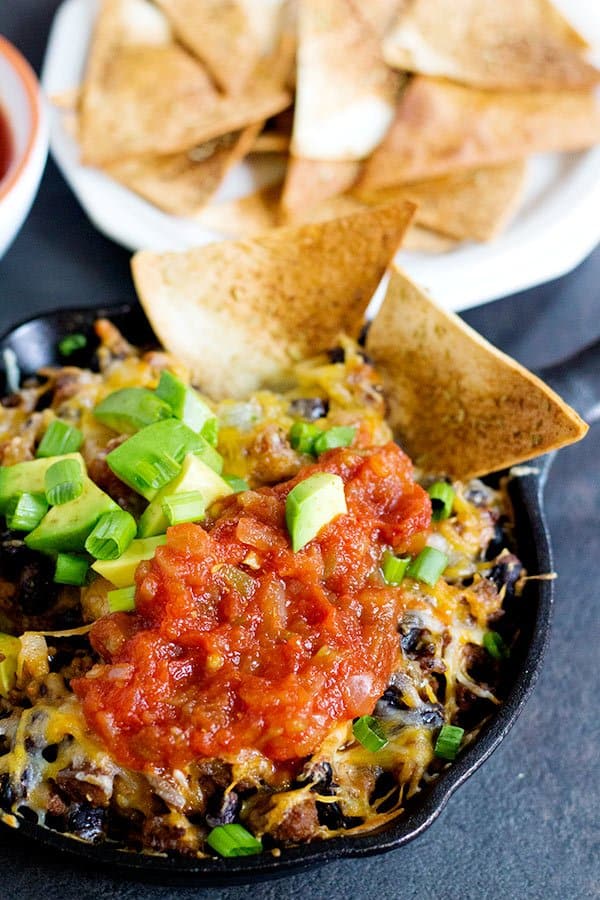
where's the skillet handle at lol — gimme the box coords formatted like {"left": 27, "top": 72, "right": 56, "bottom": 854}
{"left": 529, "top": 338, "right": 600, "bottom": 490}
{"left": 538, "top": 338, "right": 600, "bottom": 427}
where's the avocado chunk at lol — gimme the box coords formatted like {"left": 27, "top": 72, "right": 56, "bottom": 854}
{"left": 106, "top": 419, "right": 223, "bottom": 501}
{"left": 92, "top": 535, "right": 167, "bottom": 587}
{"left": 25, "top": 478, "right": 118, "bottom": 554}
{"left": 0, "top": 453, "right": 85, "bottom": 514}
{"left": 155, "top": 371, "right": 217, "bottom": 436}
{"left": 285, "top": 473, "right": 347, "bottom": 552}
{"left": 138, "top": 453, "right": 233, "bottom": 538}
{"left": 94, "top": 388, "right": 172, "bottom": 434}
{"left": 0, "top": 633, "right": 20, "bottom": 697}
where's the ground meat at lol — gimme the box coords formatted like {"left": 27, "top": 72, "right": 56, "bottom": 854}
{"left": 248, "top": 425, "right": 303, "bottom": 484}
{"left": 247, "top": 796, "right": 320, "bottom": 844}
{"left": 55, "top": 767, "right": 112, "bottom": 807}
{"left": 143, "top": 815, "right": 201, "bottom": 854}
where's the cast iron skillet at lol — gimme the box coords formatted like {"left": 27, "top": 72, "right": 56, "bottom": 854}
{"left": 0, "top": 304, "right": 598, "bottom": 885}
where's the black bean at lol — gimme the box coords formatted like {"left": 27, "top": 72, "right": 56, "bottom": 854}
{"left": 0, "top": 774, "right": 14, "bottom": 809}
{"left": 67, "top": 803, "right": 106, "bottom": 843}
{"left": 316, "top": 800, "right": 361, "bottom": 831}
{"left": 327, "top": 346, "right": 345, "bottom": 364}
{"left": 205, "top": 791, "right": 240, "bottom": 828}
{"left": 489, "top": 554, "right": 523, "bottom": 599}
{"left": 289, "top": 397, "right": 329, "bottom": 421}
{"left": 298, "top": 760, "right": 333, "bottom": 792}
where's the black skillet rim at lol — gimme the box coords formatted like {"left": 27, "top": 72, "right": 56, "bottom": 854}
{"left": 0, "top": 303, "right": 554, "bottom": 884}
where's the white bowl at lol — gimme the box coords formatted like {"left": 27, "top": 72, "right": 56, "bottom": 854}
{"left": 0, "top": 35, "right": 49, "bottom": 258}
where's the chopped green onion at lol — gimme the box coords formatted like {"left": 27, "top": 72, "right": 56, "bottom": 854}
{"left": 5, "top": 492, "right": 48, "bottom": 531}
{"left": 133, "top": 454, "right": 181, "bottom": 496}
{"left": 84, "top": 508, "right": 137, "bottom": 560}
{"left": 313, "top": 425, "right": 356, "bottom": 455}
{"left": 381, "top": 551, "right": 410, "bottom": 585}
{"left": 54, "top": 553, "right": 89, "bottom": 586}
{"left": 156, "top": 371, "right": 216, "bottom": 435}
{"left": 206, "top": 824, "right": 262, "bottom": 858}
{"left": 58, "top": 333, "right": 87, "bottom": 357}
{"left": 483, "top": 630, "right": 509, "bottom": 661}
{"left": 161, "top": 491, "right": 206, "bottom": 526}
{"left": 289, "top": 422, "right": 321, "bottom": 455}
{"left": 107, "top": 585, "right": 136, "bottom": 613}
{"left": 36, "top": 419, "right": 83, "bottom": 458}
{"left": 0, "top": 633, "right": 20, "bottom": 697}
{"left": 222, "top": 474, "right": 250, "bottom": 493}
{"left": 352, "top": 715, "right": 388, "bottom": 752}
{"left": 45, "top": 458, "right": 84, "bottom": 506}
{"left": 94, "top": 388, "right": 172, "bottom": 434}
{"left": 428, "top": 481, "right": 455, "bottom": 521}
{"left": 407, "top": 546, "right": 448, "bottom": 586}
{"left": 200, "top": 417, "right": 219, "bottom": 447}
{"left": 434, "top": 724, "right": 464, "bottom": 761}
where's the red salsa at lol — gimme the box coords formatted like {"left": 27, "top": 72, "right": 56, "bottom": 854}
{"left": 0, "top": 105, "right": 13, "bottom": 183}
{"left": 73, "top": 443, "right": 431, "bottom": 772}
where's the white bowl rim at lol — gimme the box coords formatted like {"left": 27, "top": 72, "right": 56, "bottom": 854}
{"left": 0, "top": 34, "right": 43, "bottom": 203}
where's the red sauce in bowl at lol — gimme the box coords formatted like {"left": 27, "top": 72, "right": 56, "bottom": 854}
{"left": 0, "top": 106, "right": 13, "bottom": 182}
{"left": 74, "top": 444, "right": 432, "bottom": 772}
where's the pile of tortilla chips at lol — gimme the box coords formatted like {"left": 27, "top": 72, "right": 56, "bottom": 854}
{"left": 68, "top": 0, "right": 600, "bottom": 248}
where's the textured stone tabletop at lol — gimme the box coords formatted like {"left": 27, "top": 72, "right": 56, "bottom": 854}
{"left": 1, "top": 4, "right": 599, "bottom": 898}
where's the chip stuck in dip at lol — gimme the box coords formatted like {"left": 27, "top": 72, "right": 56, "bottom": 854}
{"left": 0, "top": 209, "right": 587, "bottom": 860}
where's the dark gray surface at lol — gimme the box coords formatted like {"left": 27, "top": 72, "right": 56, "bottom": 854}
{"left": 1, "top": 4, "right": 599, "bottom": 899}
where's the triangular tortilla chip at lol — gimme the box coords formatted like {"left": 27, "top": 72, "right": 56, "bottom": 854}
{"left": 79, "top": 0, "right": 290, "bottom": 166}
{"left": 291, "top": 0, "right": 404, "bottom": 160}
{"left": 154, "top": 0, "right": 260, "bottom": 94}
{"left": 357, "top": 76, "right": 600, "bottom": 189}
{"left": 103, "top": 126, "right": 262, "bottom": 217}
{"left": 355, "top": 162, "right": 527, "bottom": 241}
{"left": 281, "top": 158, "right": 362, "bottom": 219}
{"left": 383, "top": 0, "right": 598, "bottom": 91}
{"left": 366, "top": 267, "right": 587, "bottom": 478}
{"left": 401, "top": 225, "right": 457, "bottom": 253}
{"left": 132, "top": 202, "right": 416, "bottom": 399}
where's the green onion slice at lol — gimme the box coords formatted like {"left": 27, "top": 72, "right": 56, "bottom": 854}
{"left": 161, "top": 491, "right": 206, "bottom": 526}
{"left": 483, "top": 630, "right": 509, "bottom": 661}
{"left": 381, "top": 551, "right": 410, "bottom": 585}
{"left": 85, "top": 508, "right": 137, "bottom": 560}
{"left": 407, "top": 546, "right": 448, "bottom": 586}
{"left": 5, "top": 492, "right": 48, "bottom": 532}
{"left": 54, "top": 553, "right": 89, "bottom": 586}
{"left": 200, "top": 417, "right": 219, "bottom": 447}
{"left": 107, "top": 585, "right": 136, "bottom": 613}
{"left": 352, "top": 715, "right": 388, "bottom": 752}
{"left": 36, "top": 419, "right": 83, "bottom": 458}
{"left": 289, "top": 422, "right": 321, "bottom": 455}
{"left": 434, "top": 724, "right": 464, "bottom": 761}
{"left": 58, "top": 333, "right": 87, "bottom": 357}
{"left": 313, "top": 425, "right": 356, "bottom": 455}
{"left": 133, "top": 454, "right": 181, "bottom": 495}
{"left": 206, "top": 824, "right": 262, "bottom": 858}
{"left": 222, "top": 474, "right": 250, "bottom": 493}
{"left": 427, "top": 481, "right": 455, "bottom": 521}
{"left": 45, "top": 458, "right": 84, "bottom": 506}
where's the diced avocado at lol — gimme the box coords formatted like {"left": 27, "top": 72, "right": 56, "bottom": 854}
{"left": 25, "top": 478, "right": 118, "bottom": 554}
{"left": 92, "top": 535, "right": 167, "bottom": 588}
{"left": 0, "top": 633, "right": 20, "bottom": 697}
{"left": 138, "top": 453, "right": 233, "bottom": 538}
{"left": 156, "top": 371, "right": 216, "bottom": 435}
{"left": 0, "top": 453, "right": 85, "bottom": 514}
{"left": 192, "top": 441, "right": 223, "bottom": 474}
{"left": 106, "top": 419, "right": 221, "bottom": 501}
{"left": 285, "top": 473, "right": 347, "bottom": 552}
{"left": 94, "top": 388, "right": 172, "bottom": 434}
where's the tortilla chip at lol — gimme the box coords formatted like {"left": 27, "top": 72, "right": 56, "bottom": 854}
{"left": 153, "top": 0, "right": 260, "bottom": 94}
{"left": 360, "top": 0, "right": 409, "bottom": 36}
{"left": 103, "top": 126, "right": 262, "bottom": 217}
{"left": 357, "top": 77, "right": 600, "bottom": 189}
{"left": 356, "top": 162, "right": 527, "bottom": 242}
{"left": 383, "top": 0, "right": 598, "bottom": 91}
{"left": 79, "top": 0, "right": 290, "bottom": 166}
{"left": 366, "top": 267, "right": 587, "bottom": 478}
{"left": 132, "top": 203, "right": 416, "bottom": 399}
{"left": 291, "top": 0, "right": 404, "bottom": 160}
{"left": 281, "top": 158, "right": 362, "bottom": 219}
{"left": 401, "top": 226, "right": 457, "bottom": 253}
